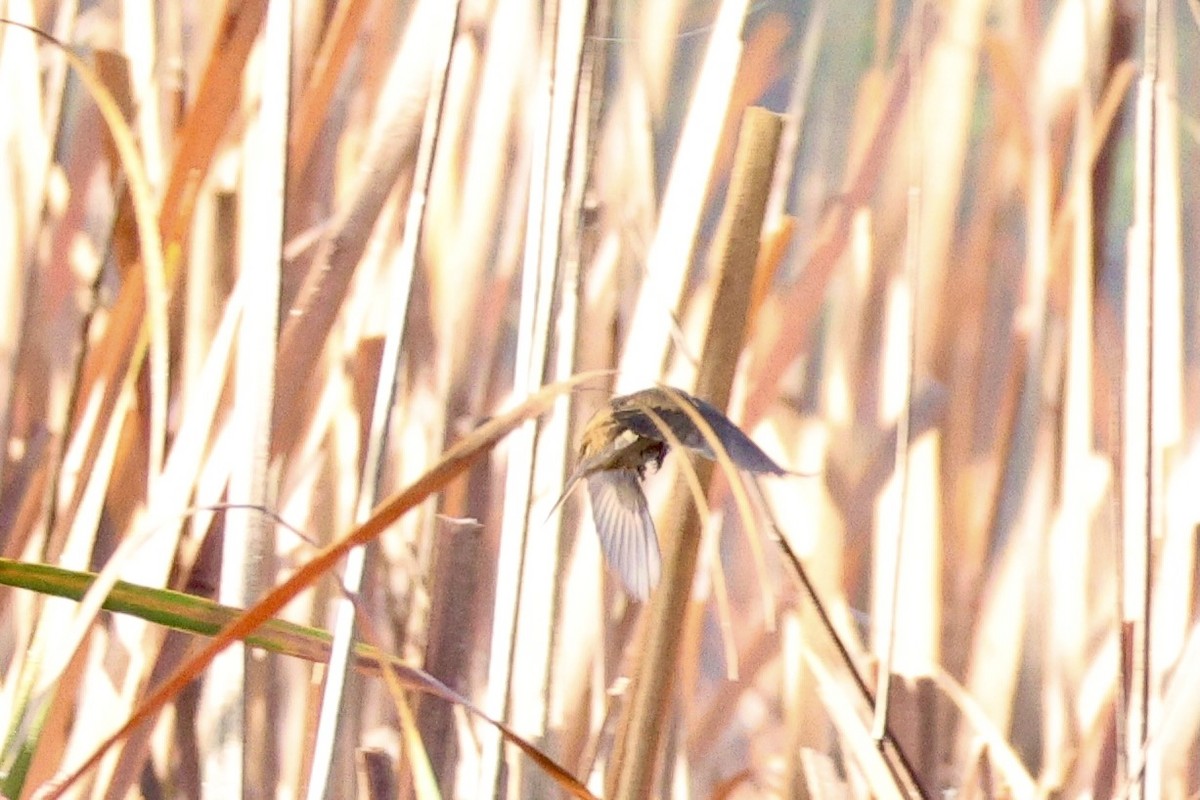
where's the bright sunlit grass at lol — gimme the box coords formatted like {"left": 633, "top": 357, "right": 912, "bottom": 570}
{"left": 0, "top": 1, "right": 1197, "bottom": 799}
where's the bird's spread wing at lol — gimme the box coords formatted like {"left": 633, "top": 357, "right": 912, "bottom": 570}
{"left": 546, "top": 428, "right": 642, "bottom": 520}
{"left": 586, "top": 470, "right": 661, "bottom": 600}
{"left": 613, "top": 391, "right": 786, "bottom": 475}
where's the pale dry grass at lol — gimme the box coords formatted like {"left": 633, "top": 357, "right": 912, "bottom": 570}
{"left": 0, "top": 0, "right": 1197, "bottom": 799}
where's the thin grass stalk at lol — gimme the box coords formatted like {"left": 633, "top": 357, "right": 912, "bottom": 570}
{"left": 40, "top": 0, "right": 81, "bottom": 143}
{"left": 1120, "top": 0, "right": 1160, "bottom": 796}
{"left": 12, "top": 8, "right": 269, "bottom": 735}
{"left": 1143, "top": 0, "right": 1186, "bottom": 793}
{"left": 0, "top": 32, "right": 181, "bottom": 781}
{"left": 615, "top": 0, "right": 750, "bottom": 392}
{"left": 407, "top": 6, "right": 539, "bottom": 769}
{"left": 271, "top": 0, "right": 441, "bottom": 458}
{"left": 0, "top": 3, "right": 73, "bottom": 588}
{"left": 702, "top": 509, "right": 741, "bottom": 682}
{"left": 477, "top": 0, "right": 558, "bottom": 789}
{"left": 1045, "top": 4, "right": 1099, "bottom": 785}
{"left": 479, "top": 0, "right": 591, "bottom": 794}
{"left": 871, "top": 0, "right": 926, "bottom": 744}
{"left": 780, "top": 612, "right": 808, "bottom": 797}
{"left": 511, "top": 0, "right": 590, "bottom": 735}
{"left": 0, "top": 0, "right": 60, "bottom": 509}
{"left": 122, "top": 0, "right": 166, "bottom": 196}
{"left": 289, "top": 0, "right": 374, "bottom": 174}
{"left": 29, "top": 376, "right": 598, "bottom": 799}
{"left": 744, "top": 11, "right": 926, "bottom": 425}
{"left": 608, "top": 107, "right": 781, "bottom": 800}
{"left": 799, "top": 635, "right": 907, "bottom": 800}
{"left": 88, "top": 283, "right": 246, "bottom": 800}
{"left": 763, "top": 0, "right": 826, "bottom": 229}
{"left": 509, "top": 0, "right": 603, "bottom": 795}
{"left": 1, "top": 20, "right": 172, "bottom": 564}
{"left": 758, "top": 476, "right": 926, "bottom": 798}
{"left": 544, "top": 0, "right": 614, "bottom": 758}
{"left": 34, "top": 2, "right": 269, "bottom": 588}
{"left": 198, "top": 0, "right": 291, "bottom": 794}
{"left": 344, "top": 596, "right": 438, "bottom": 800}
{"left": 14, "top": 372, "right": 136, "bottom": 795}
{"left": 1, "top": 217, "right": 236, "bottom": 796}
{"left": 1145, "top": 0, "right": 1186, "bottom": 676}
{"left": 304, "top": 3, "right": 460, "bottom": 798}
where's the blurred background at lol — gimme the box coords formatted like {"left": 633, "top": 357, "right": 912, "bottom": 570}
{"left": 0, "top": 0, "right": 1198, "bottom": 797}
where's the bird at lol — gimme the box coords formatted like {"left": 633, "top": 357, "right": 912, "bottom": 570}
{"left": 553, "top": 386, "right": 789, "bottom": 600}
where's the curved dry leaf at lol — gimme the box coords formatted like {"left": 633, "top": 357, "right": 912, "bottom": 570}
{"left": 30, "top": 372, "right": 606, "bottom": 800}
{"left": 931, "top": 667, "right": 1037, "bottom": 799}
{"left": 0, "top": 19, "right": 169, "bottom": 484}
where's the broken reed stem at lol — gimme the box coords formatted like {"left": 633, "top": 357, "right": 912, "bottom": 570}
{"left": 608, "top": 107, "right": 782, "bottom": 800}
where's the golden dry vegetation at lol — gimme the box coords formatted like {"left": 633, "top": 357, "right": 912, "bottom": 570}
{"left": 0, "top": 0, "right": 1198, "bottom": 798}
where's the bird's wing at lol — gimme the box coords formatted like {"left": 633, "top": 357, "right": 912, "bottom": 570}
{"left": 586, "top": 470, "right": 661, "bottom": 600}
{"left": 613, "top": 391, "right": 786, "bottom": 475}
{"left": 546, "top": 428, "right": 644, "bottom": 521}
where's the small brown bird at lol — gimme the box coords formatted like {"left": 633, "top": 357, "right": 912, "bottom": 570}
{"left": 555, "top": 387, "right": 788, "bottom": 600}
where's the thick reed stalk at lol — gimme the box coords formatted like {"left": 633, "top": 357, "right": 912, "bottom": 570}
{"left": 608, "top": 106, "right": 782, "bottom": 800}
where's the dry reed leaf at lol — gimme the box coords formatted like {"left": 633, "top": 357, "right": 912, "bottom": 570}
{"left": 479, "top": 1, "right": 595, "bottom": 794}
{"left": 1119, "top": 0, "right": 1163, "bottom": 780}
{"left": 159, "top": 0, "right": 270, "bottom": 242}
{"left": 30, "top": 373, "right": 602, "bottom": 799}
{"left": 0, "top": 18, "right": 168, "bottom": 500}
{"left": 800, "top": 642, "right": 907, "bottom": 799}
{"left": 616, "top": 0, "right": 753, "bottom": 392}
{"left": 350, "top": 599, "right": 441, "bottom": 800}
{"left": 609, "top": 108, "right": 782, "bottom": 800}
{"left": 745, "top": 11, "right": 925, "bottom": 423}
{"left": 932, "top": 667, "right": 1036, "bottom": 798}
{"left": 712, "top": 12, "right": 790, "bottom": 182}
{"left": 2, "top": 0, "right": 1196, "bottom": 796}
{"left": 290, "top": 0, "right": 375, "bottom": 173}
{"left": 26, "top": 280, "right": 244, "bottom": 789}
{"left": 3, "top": 24, "right": 273, "bottom": 781}
{"left": 748, "top": 216, "right": 796, "bottom": 323}
{"left": 799, "top": 747, "right": 852, "bottom": 799}
{"left": 308, "top": 1, "right": 459, "bottom": 794}
{"left": 272, "top": 0, "right": 444, "bottom": 457}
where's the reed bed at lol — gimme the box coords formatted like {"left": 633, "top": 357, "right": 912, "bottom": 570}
{"left": 0, "top": 0, "right": 1196, "bottom": 798}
